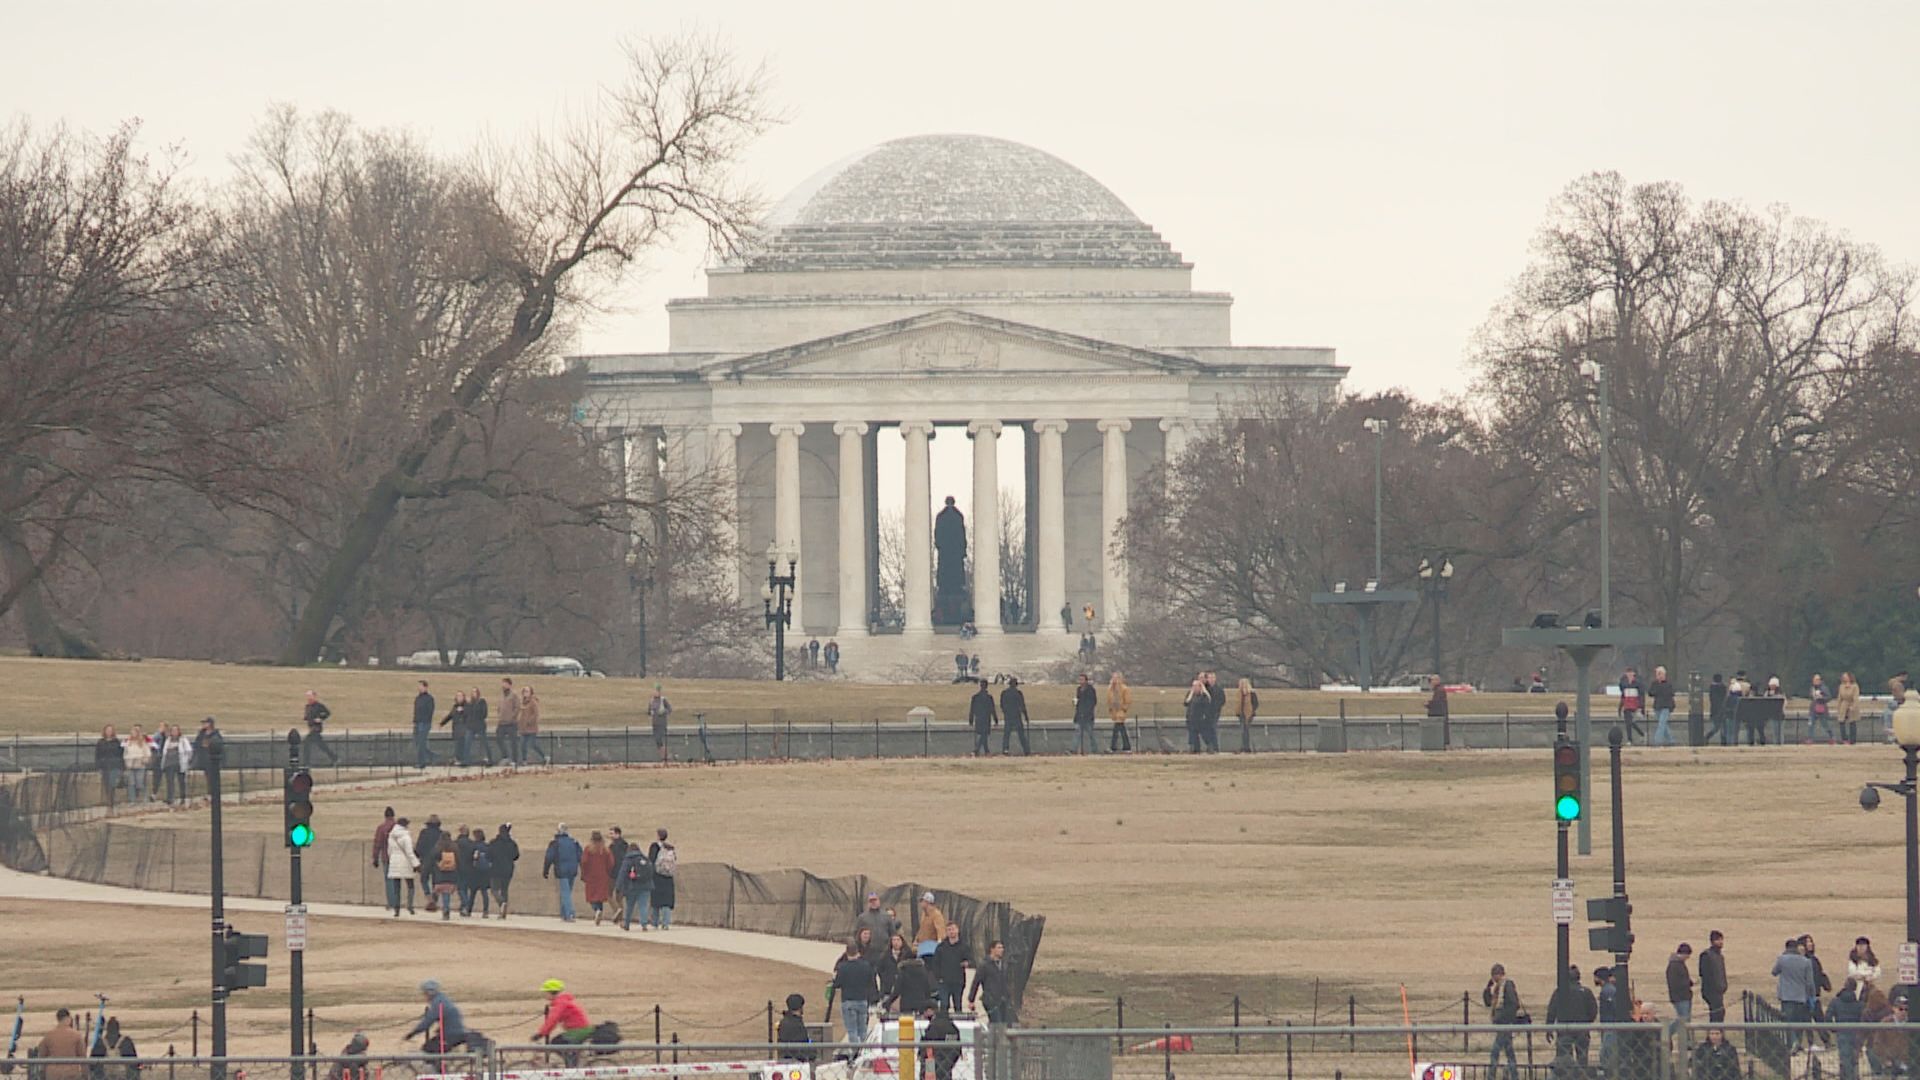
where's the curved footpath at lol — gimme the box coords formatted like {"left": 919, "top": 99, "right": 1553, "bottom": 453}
{"left": 0, "top": 863, "right": 843, "bottom": 971}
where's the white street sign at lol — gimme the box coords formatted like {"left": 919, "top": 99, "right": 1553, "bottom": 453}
{"left": 285, "top": 903, "right": 308, "bottom": 952}
{"left": 1551, "top": 880, "right": 1575, "bottom": 926}
{"left": 1899, "top": 942, "right": 1917, "bottom": 985}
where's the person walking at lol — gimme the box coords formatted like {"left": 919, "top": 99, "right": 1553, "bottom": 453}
{"left": 94, "top": 725, "right": 123, "bottom": 810}
{"left": 1236, "top": 677, "right": 1260, "bottom": 753}
{"left": 648, "top": 828, "right": 676, "bottom": 929}
{"left": 1706, "top": 674, "right": 1729, "bottom": 745}
{"left": 1183, "top": 676, "right": 1208, "bottom": 753}
{"left": 999, "top": 678, "right": 1030, "bottom": 756}
{"left": 416, "top": 815, "right": 445, "bottom": 911}
{"left": 383, "top": 815, "right": 418, "bottom": 915}
{"left": 412, "top": 680, "right": 437, "bottom": 769}
{"left": 121, "top": 725, "right": 151, "bottom": 805}
{"left": 144, "top": 726, "right": 164, "bottom": 802}
{"left": 1699, "top": 930, "right": 1729, "bottom": 1022}
{"left": 968, "top": 680, "right": 998, "bottom": 756}
{"left": 544, "top": 823, "right": 583, "bottom": 921}
{"left": 890, "top": 954, "right": 934, "bottom": 1016}
{"left": 1618, "top": 667, "right": 1645, "bottom": 744}
{"left": 1847, "top": 937, "right": 1881, "bottom": 992}
{"left": 1545, "top": 965, "right": 1596, "bottom": 1065}
{"left": 969, "top": 940, "right": 1016, "bottom": 1027}
{"left": 1650, "top": 666, "right": 1677, "bottom": 746}
{"left": 647, "top": 684, "right": 672, "bottom": 763}
{"left": 1108, "top": 672, "right": 1133, "bottom": 752}
{"left": 825, "top": 639, "right": 840, "bottom": 674}
{"left": 466, "top": 686, "right": 492, "bottom": 766}
{"left": 1803, "top": 934, "right": 1833, "bottom": 1042}
{"left": 1483, "top": 963, "right": 1522, "bottom": 1080}
{"left": 1808, "top": 673, "right": 1836, "bottom": 744}
{"left": 35, "top": 1009, "right": 87, "bottom": 1080}
{"left": 1071, "top": 673, "right": 1098, "bottom": 755}
{"left": 878, "top": 934, "right": 908, "bottom": 1005}
{"left": 488, "top": 823, "right": 519, "bottom": 918}
{"left": 454, "top": 827, "right": 479, "bottom": 917}
{"left": 1725, "top": 672, "right": 1748, "bottom": 746}
{"left": 1203, "top": 671, "right": 1225, "bottom": 752}
{"left": 1837, "top": 673, "right": 1862, "bottom": 745}
{"left": 614, "top": 838, "right": 654, "bottom": 930}
{"left": 931, "top": 923, "right": 969, "bottom": 1012}
{"left": 496, "top": 677, "right": 520, "bottom": 766}
{"left": 1773, "top": 937, "right": 1817, "bottom": 1051}
{"left": 161, "top": 724, "right": 191, "bottom": 805}
{"left": 302, "top": 690, "right": 340, "bottom": 766}
{"left": 913, "top": 892, "right": 949, "bottom": 958}
{"left": 462, "top": 828, "right": 493, "bottom": 917}
{"left": 429, "top": 835, "right": 459, "bottom": 921}
{"left": 830, "top": 940, "right": 878, "bottom": 1042}
{"left": 1666, "top": 942, "right": 1695, "bottom": 1020}
{"left": 440, "top": 691, "right": 471, "bottom": 766}
{"left": 1831, "top": 977, "right": 1866, "bottom": 1080}
{"left": 607, "top": 825, "right": 629, "bottom": 868}
{"left": 580, "top": 830, "right": 615, "bottom": 925}
{"left": 518, "top": 686, "right": 548, "bottom": 765}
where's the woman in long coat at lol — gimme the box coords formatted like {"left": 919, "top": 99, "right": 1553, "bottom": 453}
{"left": 581, "top": 830, "right": 616, "bottom": 925}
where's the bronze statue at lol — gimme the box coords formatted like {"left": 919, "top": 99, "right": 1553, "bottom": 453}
{"left": 933, "top": 495, "right": 968, "bottom": 623}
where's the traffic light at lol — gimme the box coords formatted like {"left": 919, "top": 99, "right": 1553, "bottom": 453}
{"left": 1587, "top": 895, "right": 1633, "bottom": 956}
{"left": 1552, "top": 738, "right": 1581, "bottom": 822}
{"left": 284, "top": 769, "right": 314, "bottom": 848}
{"left": 219, "top": 926, "right": 268, "bottom": 991}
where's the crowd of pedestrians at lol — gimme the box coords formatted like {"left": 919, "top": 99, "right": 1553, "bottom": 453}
{"left": 413, "top": 678, "right": 547, "bottom": 769}
{"left": 822, "top": 890, "right": 1016, "bottom": 1047}
{"left": 371, "top": 806, "right": 676, "bottom": 929}
{"left": 91, "top": 717, "right": 222, "bottom": 809}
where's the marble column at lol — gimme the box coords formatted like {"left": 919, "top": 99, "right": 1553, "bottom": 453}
{"left": 834, "top": 421, "right": 870, "bottom": 637}
{"left": 900, "top": 420, "right": 935, "bottom": 635}
{"left": 708, "top": 423, "right": 741, "bottom": 601}
{"left": 1159, "top": 417, "right": 1192, "bottom": 465}
{"left": 770, "top": 422, "right": 805, "bottom": 630}
{"left": 1033, "top": 419, "right": 1068, "bottom": 636}
{"left": 967, "top": 420, "right": 1003, "bottom": 634}
{"left": 1098, "top": 418, "right": 1132, "bottom": 627}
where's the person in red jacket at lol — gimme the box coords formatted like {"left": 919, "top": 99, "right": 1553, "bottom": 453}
{"left": 535, "top": 980, "right": 594, "bottom": 1045}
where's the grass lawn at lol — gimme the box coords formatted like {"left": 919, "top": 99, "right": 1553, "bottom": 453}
{"left": 117, "top": 742, "right": 1901, "bottom": 1028}
{"left": 0, "top": 656, "right": 1551, "bottom": 735}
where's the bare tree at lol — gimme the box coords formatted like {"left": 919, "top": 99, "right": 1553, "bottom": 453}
{"left": 0, "top": 120, "right": 281, "bottom": 656}
{"left": 874, "top": 509, "right": 905, "bottom": 628}
{"left": 222, "top": 37, "right": 773, "bottom": 664}
{"left": 998, "top": 489, "right": 1028, "bottom": 626}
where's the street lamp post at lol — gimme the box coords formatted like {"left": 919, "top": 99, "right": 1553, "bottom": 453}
{"left": 1362, "top": 417, "right": 1388, "bottom": 582}
{"left": 1860, "top": 695, "right": 1920, "bottom": 990}
{"left": 1417, "top": 556, "right": 1454, "bottom": 680}
{"left": 762, "top": 542, "right": 797, "bottom": 681}
{"left": 1579, "top": 360, "right": 1612, "bottom": 629}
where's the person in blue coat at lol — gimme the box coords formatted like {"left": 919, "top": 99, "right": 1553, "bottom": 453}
{"left": 543, "top": 824, "right": 584, "bottom": 922}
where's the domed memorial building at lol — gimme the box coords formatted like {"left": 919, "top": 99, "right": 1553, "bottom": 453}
{"left": 575, "top": 134, "right": 1344, "bottom": 675}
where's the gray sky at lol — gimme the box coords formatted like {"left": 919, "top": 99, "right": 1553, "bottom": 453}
{"left": 10, "top": 0, "right": 1917, "bottom": 401}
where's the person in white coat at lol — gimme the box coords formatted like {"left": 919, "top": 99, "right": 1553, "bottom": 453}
{"left": 387, "top": 817, "right": 421, "bottom": 916}
{"left": 162, "top": 724, "right": 192, "bottom": 805}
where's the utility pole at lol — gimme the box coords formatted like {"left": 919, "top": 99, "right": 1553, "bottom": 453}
{"left": 1583, "top": 360, "right": 1612, "bottom": 630}
{"left": 207, "top": 730, "right": 227, "bottom": 1080}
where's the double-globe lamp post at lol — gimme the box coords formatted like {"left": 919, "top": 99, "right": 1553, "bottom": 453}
{"left": 1860, "top": 692, "right": 1920, "bottom": 993}
{"left": 761, "top": 541, "right": 798, "bottom": 681}
{"left": 1416, "top": 555, "right": 1454, "bottom": 679}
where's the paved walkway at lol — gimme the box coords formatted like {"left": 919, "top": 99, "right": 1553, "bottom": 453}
{"left": 0, "top": 865, "right": 841, "bottom": 971}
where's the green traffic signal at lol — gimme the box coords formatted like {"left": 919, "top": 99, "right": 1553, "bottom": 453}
{"left": 1555, "top": 794, "right": 1581, "bottom": 821}
{"left": 289, "top": 822, "right": 314, "bottom": 847}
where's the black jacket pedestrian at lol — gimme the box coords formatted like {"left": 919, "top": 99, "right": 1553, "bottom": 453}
{"left": 775, "top": 1010, "right": 812, "bottom": 1063}
{"left": 416, "top": 822, "right": 445, "bottom": 875}
{"left": 1546, "top": 982, "right": 1596, "bottom": 1025}
{"left": 414, "top": 691, "right": 435, "bottom": 729}
{"left": 876, "top": 950, "right": 903, "bottom": 1000}
{"left": 924, "top": 1013, "right": 961, "bottom": 1079}
{"left": 1699, "top": 947, "right": 1728, "bottom": 1002}
{"left": 468, "top": 695, "right": 488, "bottom": 730}
{"left": 456, "top": 834, "right": 482, "bottom": 887}
{"left": 1000, "top": 687, "right": 1027, "bottom": 726}
{"left": 832, "top": 954, "right": 879, "bottom": 1004}
{"left": 304, "top": 700, "right": 331, "bottom": 733}
{"left": 1650, "top": 678, "right": 1676, "bottom": 712}
{"left": 932, "top": 938, "right": 969, "bottom": 990}
{"left": 487, "top": 832, "right": 519, "bottom": 883}
{"left": 970, "top": 957, "right": 1011, "bottom": 1009}
{"left": 1692, "top": 1040, "right": 1740, "bottom": 1080}
{"left": 969, "top": 690, "right": 998, "bottom": 728}
{"left": 1205, "top": 682, "right": 1226, "bottom": 722}
{"left": 1667, "top": 954, "right": 1694, "bottom": 1003}
{"left": 892, "top": 957, "right": 933, "bottom": 1013}
{"left": 1073, "top": 684, "right": 1096, "bottom": 724}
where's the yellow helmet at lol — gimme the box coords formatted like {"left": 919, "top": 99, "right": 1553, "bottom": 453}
{"left": 541, "top": 979, "right": 565, "bottom": 993}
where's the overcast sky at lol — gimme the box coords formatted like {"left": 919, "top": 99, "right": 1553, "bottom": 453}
{"left": 10, "top": 0, "right": 1917, "bottom": 402}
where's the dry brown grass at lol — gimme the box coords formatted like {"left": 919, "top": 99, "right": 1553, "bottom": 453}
{"left": 115, "top": 743, "right": 1902, "bottom": 1027}
{"left": 0, "top": 895, "right": 822, "bottom": 1057}
{"left": 0, "top": 657, "right": 1546, "bottom": 735}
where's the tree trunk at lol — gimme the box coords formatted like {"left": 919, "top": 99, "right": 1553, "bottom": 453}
{"left": 0, "top": 515, "right": 100, "bottom": 659}
{"left": 279, "top": 471, "right": 410, "bottom": 664}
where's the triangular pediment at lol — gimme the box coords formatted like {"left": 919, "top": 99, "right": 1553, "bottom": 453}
{"left": 703, "top": 310, "right": 1199, "bottom": 379}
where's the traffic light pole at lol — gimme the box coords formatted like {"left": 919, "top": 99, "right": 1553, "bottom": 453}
{"left": 207, "top": 732, "right": 227, "bottom": 1080}
{"left": 1556, "top": 711, "right": 1571, "bottom": 1006}
{"left": 287, "top": 731, "right": 305, "bottom": 1080}
{"left": 1608, "top": 726, "right": 1631, "bottom": 995}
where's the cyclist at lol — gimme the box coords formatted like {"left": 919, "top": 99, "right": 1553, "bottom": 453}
{"left": 535, "top": 979, "right": 595, "bottom": 1053}
{"left": 405, "top": 981, "right": 471, "bottom": 1055}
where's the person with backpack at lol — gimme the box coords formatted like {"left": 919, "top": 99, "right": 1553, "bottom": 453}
{"left": 461, "top": 828, "right": 494, "bottom": 918}
{"left": 615, "top": 841, "right": 655, "bottom": 931}
{"left": 430, "top": 836, "right": 459, "bottom": 921}
{"left": 534, "top": 980, "right": 595, "bottom": 1048}
{"left": 543, "top": 824, "right": 583, "bottom": 922}
{"left": 488, "top": 823, "right": 519, "bottom": 919}
{"left": 647, "top": 685, "right": 673, "bottom": 763}
{"left": 647, "top": 828, "right": 677, "bottom": 930}
{"left": 406, "top": 980, "right": 471, "bottom": 1055}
